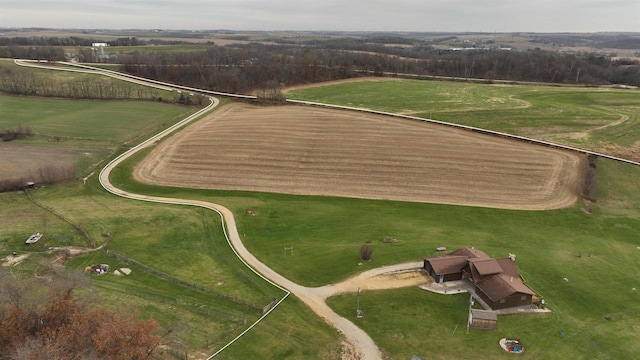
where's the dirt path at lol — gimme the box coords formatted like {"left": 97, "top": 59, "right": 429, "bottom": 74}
{"left": 103, "top": 162, "right": 390, "bottom": 360}
{"left": 97, "top": 95, "right": 389, "bottom": 360}
{"left": 23, "top": 60, "right": 391, "bottom": 360}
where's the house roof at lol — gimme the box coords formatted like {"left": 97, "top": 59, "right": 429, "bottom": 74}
{"left": 469, "top": 258, "right": 503, "bottom": 276}
{"left": 424, "top": 255, "right": 468, "bottom": 275}
{"left": 448, "top": 247, "right": 490, "bottom": 259}
{"left": 476, "top": 273, "right": 536, "bottom": 302}
{"left": 496, "top": 258, "right": 519, "bottom": 278}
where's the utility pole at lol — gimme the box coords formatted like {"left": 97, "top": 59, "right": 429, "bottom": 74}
{"left": 466, "top": 294, "right": 474, "bottom": 334}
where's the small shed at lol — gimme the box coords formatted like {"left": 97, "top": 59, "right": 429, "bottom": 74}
{"left": 470, "top": 309, "right": 497, "bottom": 330}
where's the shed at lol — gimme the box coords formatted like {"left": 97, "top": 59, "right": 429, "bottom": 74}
{"left": 470, "top": 309, "right": 497, "bottom": 330}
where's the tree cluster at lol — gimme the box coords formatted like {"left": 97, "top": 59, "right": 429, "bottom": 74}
{"left": 1, "top": 124, "right": 33, "bottom": 142}
{"left": 0, "top": 63, "right": 163, "bottom": 101}
{"left": 2, "top": 35, "right": 639, "bottom": 93}
{"left": 0, "top": 270, "right": 160, "bottom": 359}
{"left": 116, "top": 42, "right": 640, "bottom": 94}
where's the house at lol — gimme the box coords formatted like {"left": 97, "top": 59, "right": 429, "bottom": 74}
{"left": 423, "top": 247, "right": 537, "bottom": 310}
{"left": 423, "top": 247, "right": 489, "bottom": 283}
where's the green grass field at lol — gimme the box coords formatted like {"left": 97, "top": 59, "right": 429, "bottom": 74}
{"left": 2, "top": 74, "right": 640, "bottom": 358}
{"left": 0, "top": 94, "right": 198, "bottom": 177}
{"left": 287, "top": 79, "right": 640, "bottom": 149}
{"left": 107, "top": 140, "right": 640, "bottom": 359}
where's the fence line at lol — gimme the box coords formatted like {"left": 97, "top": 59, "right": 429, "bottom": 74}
{"left": 103, "top": 250, "right": 264, "bottom": 312}
{"left": 23, "top": 189, "right": 96, "bottom": 248}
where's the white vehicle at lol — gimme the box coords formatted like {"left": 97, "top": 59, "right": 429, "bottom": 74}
{"left": 25, "top": 233, "right": 43, "bottom": 244}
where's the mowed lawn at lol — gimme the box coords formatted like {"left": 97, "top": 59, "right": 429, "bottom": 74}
{"left": 111, "top": 145, "right": 640, "bottom": 359}
{"left": 287, "top": 79, "right": 640, "bottom": 150}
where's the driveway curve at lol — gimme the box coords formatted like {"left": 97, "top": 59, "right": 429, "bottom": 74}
{"left": 97, "top": 96, "right": 386, "bottom": 360}
{"left": 17, "top": 60, "right": 423, "bottom": 359}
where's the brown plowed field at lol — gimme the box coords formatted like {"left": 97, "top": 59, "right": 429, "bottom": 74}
{"left": 134, "top": 103, "right": 586, "bottom": 210}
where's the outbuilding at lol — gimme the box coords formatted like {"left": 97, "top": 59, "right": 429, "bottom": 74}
{"left": 470, "top": 309, "right": 498, "bottom": 330}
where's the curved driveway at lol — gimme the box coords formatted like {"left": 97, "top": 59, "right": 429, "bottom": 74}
{"left": 16, "top": 59, "right": 423, "bottom": 359}
{"left": 97, "top": 96, "right": 388, "bottom": 359}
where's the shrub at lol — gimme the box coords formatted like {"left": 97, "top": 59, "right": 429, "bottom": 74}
{"left": 582, "top": 154, "right": 598, "bottom": 202}
{"left": 359, "top": 243, "right": 373, "bottom": 261}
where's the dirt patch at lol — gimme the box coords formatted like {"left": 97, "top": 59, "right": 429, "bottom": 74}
{"left": 331, "top": 270, "right": 432, "bottom": 295}
{"left": 2, "top": 253, "right": 29, "bottom": 267}
{"left": 0, "top": 143, "right": 77, "bottom": 182}
{"left": 598, "top": 140, "right": 640, "bottom": 163}
{"left": 135, "top": 103, "right": 585, "bottom": 210}
{"left": 340, "top": 340, "right": 361, "bottom": 360}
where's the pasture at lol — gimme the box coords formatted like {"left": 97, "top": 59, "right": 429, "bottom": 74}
{"left": 287, "top": 79, "right": 640, "bottom": 158}
{"left": 0, "top": 95, "right": 198, "bottom": 181}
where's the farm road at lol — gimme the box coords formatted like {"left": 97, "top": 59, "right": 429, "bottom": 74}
{"left": 18, "top": 59, "right": 425, "bottom": 359}
{"left": 97, "top": 96, "right": 398, "bottom": 360}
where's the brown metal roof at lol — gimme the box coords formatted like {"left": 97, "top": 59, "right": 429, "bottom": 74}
{"left": 496, "top": 258, "right": 519, "bottom": 278}
{"left": 448, "top": 247, "right": 490, "bottom": 259}
{"left": 469, "top": 258, "right": 503, "bottom": 275}
{"left": 424, "top": 255, "right": 468, "bottom": 275}
{"left": 476, "top": 273, "right": 536, "bottom": 302}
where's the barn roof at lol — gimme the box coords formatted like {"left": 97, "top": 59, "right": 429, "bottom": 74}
{"left": 496, "top": 258, "right": 519, "bottom": 278}
{"left": 424, "top": 247, "right": 492, "bottom": 276}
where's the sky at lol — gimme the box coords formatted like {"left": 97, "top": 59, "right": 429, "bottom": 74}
{"left": 1, "top": 0, "right": 638, "bottom": 33}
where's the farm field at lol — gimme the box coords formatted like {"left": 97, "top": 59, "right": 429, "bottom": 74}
{"left": 0, "top": 94, "right": 198, "bottom": 182}
{"left": 3, "top": 65, "right": 640, "bottom": 359}
{"left": 134, "top": 102, "right": 585, "bottom": 210}
{"left": 286, "top": 78, "right": 640, "bottom": 160}
{"left": 116, "top": 133, "right": 640, "bottom": 359}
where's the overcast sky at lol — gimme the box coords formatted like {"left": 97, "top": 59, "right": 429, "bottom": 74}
{"left": 1, "top": 0, "right": 638, "bottom": 33}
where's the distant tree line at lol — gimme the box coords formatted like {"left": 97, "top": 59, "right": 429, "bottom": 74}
{"left": 2, "top": 36, "right": 639, "bottom": 91}
{"left": 117, "top": 43, "right": 640, "bottom": 93}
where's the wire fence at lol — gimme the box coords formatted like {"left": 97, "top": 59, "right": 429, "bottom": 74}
{"left": 103, "top": 250, "right": 265, "bottom": 312}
